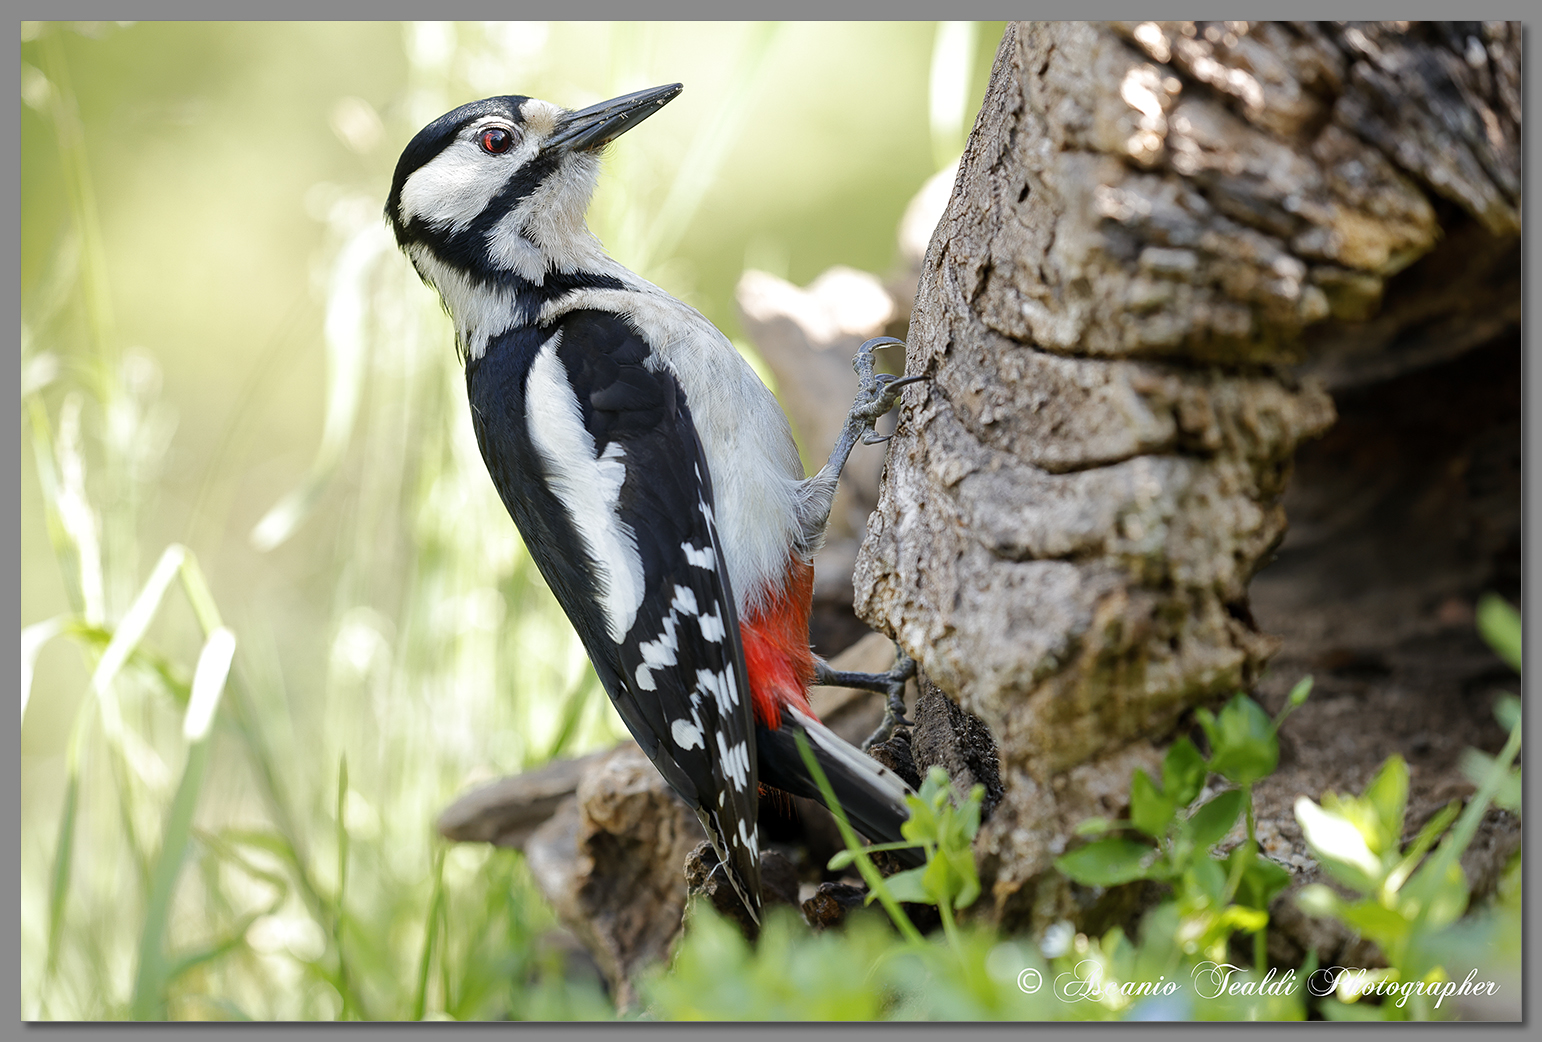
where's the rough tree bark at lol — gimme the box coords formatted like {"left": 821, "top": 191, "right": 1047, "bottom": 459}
{"left": 855, "top": 20, "right": 1521, "bottom": 941}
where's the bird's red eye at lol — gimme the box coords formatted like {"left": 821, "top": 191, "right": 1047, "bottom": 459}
{"left": 479, "top": 127, "right": 515, "bottom": 154}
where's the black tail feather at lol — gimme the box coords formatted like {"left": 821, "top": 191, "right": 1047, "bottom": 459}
{"left": 755, "top": 706, "right": 923, "bottom": 868}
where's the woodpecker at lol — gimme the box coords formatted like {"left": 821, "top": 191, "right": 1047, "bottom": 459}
{"left": 386, "top": 83, "right": 921, "bottom": 921}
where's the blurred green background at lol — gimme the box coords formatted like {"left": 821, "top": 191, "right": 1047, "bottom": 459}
{"left": 19, "top": 21, "right": 1002, "bottom": 1020}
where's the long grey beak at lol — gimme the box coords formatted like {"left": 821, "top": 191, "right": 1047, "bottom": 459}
{"left": 544, "top": 83, "right": 683, "bottom": 152}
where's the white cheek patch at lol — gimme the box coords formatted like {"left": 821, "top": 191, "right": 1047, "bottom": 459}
{"left": 487, "top": 152, "right": 606, "bottom": 280}
{"left": 399, "top": 142, "right": 505, "bottom": 232}
{"left": 399, "top": 123, "right": 539, "bottom": 234}
{"left": 525, "top": 336, "right": 645, "bottom": 643}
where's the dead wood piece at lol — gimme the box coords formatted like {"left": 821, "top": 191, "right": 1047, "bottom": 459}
{"left": 522, "top": 742, "right": 705, "bottom": 1011}
{"left": 864, "top": 728, "right": 921, "bottom": 792}
{"left": 909, "top": 677, "right": 1005, "bottom": 818}
{"left": 437, "top": 748, "right": 612, "bottom": 848}
{"left": 684, "top": 844, "right": 800, "bottom": 938}
{"left": 802, "top": 882, "right": 869, "bottom": 931}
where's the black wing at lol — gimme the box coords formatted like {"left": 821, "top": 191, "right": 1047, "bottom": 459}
{"left": 466, "top": 309, "right": 761, "bottom": 917}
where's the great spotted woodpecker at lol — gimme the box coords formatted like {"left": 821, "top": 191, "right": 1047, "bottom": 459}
{"left": 386, "top": 83, "right": 921, "bottom": 921}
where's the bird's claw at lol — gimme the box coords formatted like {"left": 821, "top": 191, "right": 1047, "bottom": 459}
{"left": 859, "top": 646, "right": 916, "bottom": 752}
{"left": 846, "top": 338, "right": 924, "bottom": 442}
{"left": 812, "top": 642, "right": 917, "bottom": 750}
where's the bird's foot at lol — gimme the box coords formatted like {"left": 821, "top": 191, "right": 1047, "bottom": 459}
{"left": 848, "top": 336, "right": 925, "bottom": 446}
{"left": 813, "top": 642, "right": 917, "bottom": 751}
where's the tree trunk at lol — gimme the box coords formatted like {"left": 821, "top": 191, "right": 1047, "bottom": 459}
{"left": 855, "top": 20, "right": 1521, "bottom": 938}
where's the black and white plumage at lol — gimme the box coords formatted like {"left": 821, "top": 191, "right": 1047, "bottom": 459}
{"left": 386, "top": 84, "right": 919, "bottom": 920}
{"left": 464, "top": 308, "right": 762, "bottom": 906}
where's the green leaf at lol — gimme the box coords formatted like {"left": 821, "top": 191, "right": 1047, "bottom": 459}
{"left": 1331, "top": 898, "right": 1411, "bottom": 948}
{"left": 1385, "top": 799, "right": 1460, "bottom": 894}
{"left": 1401, "top": 715, "right": 1520, "bottom": 920}
{"left": 1231, "top": 851, "right": 1290, "bottom": 912}
{"left": 1295, "top": 883, "right": 1341, "bottom": 919}
{"left": 1404, "top": 859, "right": 1469, "bottom": 932}
{"left": 1294, "top": 797, "right": 1381, "bottom": 894}
{"left": 1320, "top": 997, "right": 1392, "bottom": 1021}
{"left": 1184, "top": 856, "right": 1226, "bottom": 904}
{"left": 945, "top": 847, "right": 981, "bottom": 910}
{"left": 1075, "top": 816, "right": 1114, "bottom": 837}
{"left": 957, "top": 784, "right": 985, "bottom": 843}
{"left": 917, "top": 766, "right": 952, "bottom": 805}
{"left": 1130, "top": 768, "right": 1175, "bottom": 838}
{"left": 1476, "top": 593, "right": 1520, "bottom": 672}
{"left": 1200, "top": 695, "right": 1278, "bottom": 786}
{"left": 1162, "top": 738, "right": 1206, "bottom": 808}
{"left": 1055, "top": 838, "right": 1155, "bottom": 887}
{"left": 1213, "top": 904, "right": 1268, "bottom": 935}
{"left": 1361, "top": 755, "right": 1409, "bottom": 856}
{"left": 875, "top": 866, "right": 931, "bottom": 905}
{"left": 1187, "top": 789, "right": 1244, "bottom": 851}
{"left": 1286, "top": 674, "right": 1314, "bottom": 709}
{"left": 1270, "top": 675, "right": 1314, "bottom": 735}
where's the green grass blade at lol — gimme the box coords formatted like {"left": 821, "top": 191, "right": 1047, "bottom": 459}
{"left": 249, "top": 227, "right": 388, "bottom": 551}
{"left": 792, "top": 730, "right": 923, "bottom": 945}
{"left": 411, "top": 845, "right": 448, "bottom": 1020}
{"left": 130, "top": 624, "right": 236, "bottom": 1019}
{"left": 1404, "top": 715, "right": 1522, "bottom": 922}
{"left": 329, "top": 755, "right": 370, "bottom": 1020}
{"left": 42, "top": 770, "right": 81, "bottom": 1011}
{"left": 130, "top": 738, "right": 211, "bottom": 1020}
{"left": 175, "top": 551, "right": 225, "bottom": 635}
{"left": 541, "top": 676, "right": 596, "bottom": 764}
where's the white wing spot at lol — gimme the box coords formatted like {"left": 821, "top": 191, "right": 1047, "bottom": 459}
{"left": 738, "top": 818, "right": 759, "bottom": 859}
{"left": 671, "top": 585, "right": 699, "bottom": 616}
{"left": 671, "top": 718, "right": 704, "bottom": 751}
{"left": 697, "top": 608, "right": 725, "bottom": 643}
{"left": 716, "top": 732, "right": 750, "bottom": 789}
{"left": 638, "top": 613, "right": 680, "bottom": 668}
{"left": 697, "top": 667, "right": 739, "bottom": 717}
{"left": 683, "top": 542, "right": 715, "bottom": 569}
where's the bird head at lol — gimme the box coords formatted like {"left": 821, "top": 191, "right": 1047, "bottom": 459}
{"left": 385, "top": 84, "right": 682, "bottom": 301}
